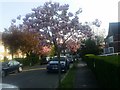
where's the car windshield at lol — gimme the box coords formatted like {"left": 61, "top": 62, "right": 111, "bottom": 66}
{"left": 51, "top": 57, "right": 66, "bottom": 61}
{"left": 67, "top": 56, "right": 73, "bottom": 58}
{"left": 49, "top": 57, "right": 66, "bottom": 64}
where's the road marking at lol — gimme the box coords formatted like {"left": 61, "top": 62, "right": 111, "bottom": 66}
{"left": 23, "top": 68, "right": 46, "bottom": 72}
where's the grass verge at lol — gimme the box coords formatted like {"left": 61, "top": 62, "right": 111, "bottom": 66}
{"left": 59, "top": 62, "right": 77, "bottom": 88}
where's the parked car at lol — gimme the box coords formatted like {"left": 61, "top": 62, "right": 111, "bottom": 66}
{"left": 0, "top": 83, "right": 19, "bottom": 90}
{"left": 1, "top": 60, "right": 23, "bottom": 77}
{"left": 66, "top": 55, "right": 73, "bottom": 63}
{"left": 46, "top": 56, "right": 70, "bottom": 73}
{"left": 40, "top": 56, "right": 48, "bottom": 65}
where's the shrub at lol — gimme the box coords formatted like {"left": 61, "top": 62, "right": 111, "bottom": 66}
{"left": 14, "top": 56, "right": 40, "bottom": 67}
{"left": 85, "top": 54, "right": 95, "bottom": 57}
{"left": 14, "top": 58, "right": 29, "bottom": 66}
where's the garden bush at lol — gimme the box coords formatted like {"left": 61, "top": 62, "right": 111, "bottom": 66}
{"left": 14, "top": 56, "right": 40, "bottom": 67}
{"left": 14, "top": 58, "right": 29, "bottom": 66}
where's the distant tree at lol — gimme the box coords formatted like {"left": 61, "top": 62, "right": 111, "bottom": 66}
{"left": 80, "top": 38, "right": 101, "bottom": 56}
{"left": 94, "top": 35, "right": 104, "bottom": 45}
{"left": 2, "top": 25, "right": 22, "bottom": 59}
{"left": 2, "top": 24, "right": 41, "bottom": 58}
{"left": 21, "top": 29, "right": 41, "bottom": 57}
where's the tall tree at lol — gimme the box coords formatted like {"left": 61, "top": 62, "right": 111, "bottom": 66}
{"left": 19, "top": 2, "right": 92, "bottom": 86}
{"left": 21, "top": 2, "right": 92, "bottom": 55}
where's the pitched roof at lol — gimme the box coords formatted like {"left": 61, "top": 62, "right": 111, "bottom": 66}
{"left": 107, "top": 22, "right": 120, "bottom": 37}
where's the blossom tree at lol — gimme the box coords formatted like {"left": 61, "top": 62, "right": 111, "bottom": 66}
{"left": 20, "top": 2, "right": 92, "bottom": 55}
{"left": 17, "top": 2, "right": 93, "bottom": 86}
{"left": 66, "top": 39, "right": 80, "bottom": 53}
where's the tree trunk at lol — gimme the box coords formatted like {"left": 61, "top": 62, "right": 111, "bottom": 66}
{"left": 11, "top": 50, "right": 14, "bottom": 59}
{"left": 26, "top": 52, "right": 32, "bottom": 66}
{"left": 57, "top": 47, "right": 61, "bottom": 88}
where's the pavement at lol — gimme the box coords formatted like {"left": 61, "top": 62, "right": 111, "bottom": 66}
{"left": 74, "top": 60, "right": 99, "bottom": 88}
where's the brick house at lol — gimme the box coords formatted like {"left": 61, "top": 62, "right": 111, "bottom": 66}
{"left": 104, "top": 22, "right": 120, "bottom": 54}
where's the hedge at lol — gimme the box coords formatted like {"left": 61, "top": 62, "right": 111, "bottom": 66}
{"left": 14, "top": 56, "right": 40, "bottom": 66}
{"left": 83, "top": 55, "right": 120, "bottom": 88}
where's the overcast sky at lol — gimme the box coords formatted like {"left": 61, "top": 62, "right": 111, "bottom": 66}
{"left": 0, "top": 0, "right": 119, "bottom": 36}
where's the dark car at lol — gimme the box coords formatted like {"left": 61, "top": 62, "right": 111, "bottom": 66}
{"left": 40, "top": 57, "right": 48, "bottom": 65}
{"left": 0, "top": 83, "right": 19, "bottom": 90}
{"left": 1, "top": 60, "right": 23, "bottom": 77}
{"left": 66, "top": 55, "right": 73, "bottom": 63}
{"left": 46, "top": 56, "right": 70, "bottom": 73}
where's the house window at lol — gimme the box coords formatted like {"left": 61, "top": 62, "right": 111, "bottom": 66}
{"left": 108, "top": 36, "right": 113, "bottom": 43}
{"left": 108, "top": 47, "right": 114, "bottom": 53}
{"left": 103, "top": 48, "right": 109, "bottom": 54}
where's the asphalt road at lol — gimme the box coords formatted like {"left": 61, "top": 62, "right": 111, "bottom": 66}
{"left": 2, "top": 65, "right": 65, "bottom": 88}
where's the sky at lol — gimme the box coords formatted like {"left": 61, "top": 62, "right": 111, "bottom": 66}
{"left": 0, "top": 0, "right": 119, "bottom": 37}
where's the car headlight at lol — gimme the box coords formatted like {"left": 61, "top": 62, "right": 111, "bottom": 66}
{"left": 20, "top": 64, "right": 22, "bottom": 66}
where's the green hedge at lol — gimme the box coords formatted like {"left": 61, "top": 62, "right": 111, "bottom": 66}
{"left": 14, "top": 58, "right": 29, "bottom": 66}
{"left": 14, "top": 57, "right": 40, "bottom": 66}
{"left": 83, "top": 55, "right": 120, "bottom": 88}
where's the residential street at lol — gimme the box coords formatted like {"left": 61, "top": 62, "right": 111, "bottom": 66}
{"left": 2, "top": 65, "right": 65, "bottom": 88}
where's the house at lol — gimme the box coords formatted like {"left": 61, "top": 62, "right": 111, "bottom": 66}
{"left": 104, "top": 22, "right": 120, "bottom": 54}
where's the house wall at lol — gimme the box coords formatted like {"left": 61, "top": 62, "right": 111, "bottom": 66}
{"left": 114, "top": 41, "right": 120, "bottom": 53}
{"left": 113, "top": 34, "right": 120, "bottom": 53}
{"left": 104, "top": 22, "right": 120, "bottom": 54}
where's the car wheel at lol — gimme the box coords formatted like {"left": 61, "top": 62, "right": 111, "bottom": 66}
{"left": 18, "top": 67, "right": 23, "bottom": 73}
{"left": 2, "top": 71, "right": 6, "bottom": 77}
{"left": 63, "top": 68, "right": 67, "bottom": 73}
{"left": 47, "top": 70, "right": 50, "bottom": 73}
